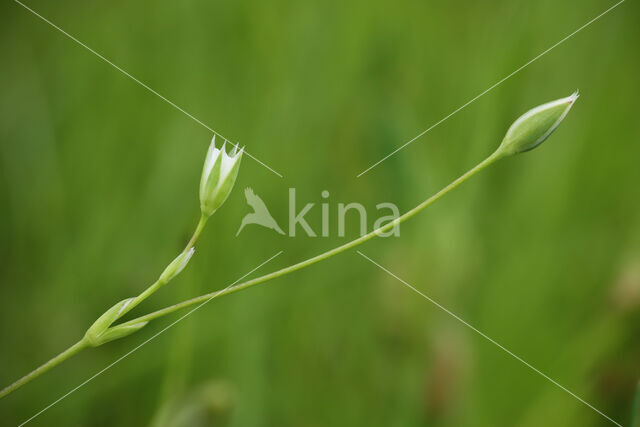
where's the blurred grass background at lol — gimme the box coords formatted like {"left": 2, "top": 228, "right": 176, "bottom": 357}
{"left": 1, "top": 0, "right": 640, "bottom": 425}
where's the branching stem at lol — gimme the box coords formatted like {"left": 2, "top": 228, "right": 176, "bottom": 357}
{"left": 122, "top": 151, "right": 503, "bottom": 326}
{"left": 0, "top": 150, "right": 503, "bottom": 399}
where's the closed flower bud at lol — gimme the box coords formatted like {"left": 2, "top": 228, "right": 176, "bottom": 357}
{"left": 497, "top": 91, "right": 579, "bottom": 156}
{"left": 88, "top": 321, "right": 148, "bottom": 346}
{"left": 85, "top": 298, "right": 135, "bottom": 346}
{"left": 200, "top": 136, "right": 244, "bottom": 216}
{"left": 158, "top": 247, "right": 195, "bottom": 284}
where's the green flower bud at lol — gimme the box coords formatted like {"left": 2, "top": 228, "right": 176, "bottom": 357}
{"left": 88, "top": 321, "right": 148, "bottom": 346}
{"left": 497, "top": 91, "right": 579, "bottom": 156}
{"left": 158, "top": 247, "right": 195, "bottom": 284}
{"left": 199, "top": 136, "right": 244, "bottom": 216}
{"left": 85, "top": 298, "right": 135, "bottom": 346}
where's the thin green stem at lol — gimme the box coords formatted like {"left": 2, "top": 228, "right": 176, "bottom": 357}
{"left": 0, "top": 339, "right": 88, "bottom": 399}
{"left": 0, "top": 214, "right": 210, "bottom": 399}
{"left": 0, "top": 150, "right": 502, "bottom": 400}
{"left": 126, "top": 214, "right": 209, "bottom": 315}
{"left": 121, "top": 150, "right": 504, "bottom": 327}
{"left": 184, "top": 213, "right": 208, "bottom": 252}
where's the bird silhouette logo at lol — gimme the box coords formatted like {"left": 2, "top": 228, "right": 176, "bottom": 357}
{"left": 236, "top": 187, "right": 285, "bottom": 236}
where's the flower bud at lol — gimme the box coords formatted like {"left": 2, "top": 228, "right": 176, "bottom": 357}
{"left": 88, "top": 321, "right": 148, "bottom": 346}
{"left": 497, "top": 91, "right": 579, "bottom": 156}
{"left": 85, "top": 298, "right": 135, "bottom": 346}
{"left": 158, "top": 247, "right": 195, "bottom": 284}
{"left": 200, "top": 136, "right": 244, "bottom": 216}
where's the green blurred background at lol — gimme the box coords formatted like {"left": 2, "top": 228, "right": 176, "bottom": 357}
{"left": 1, "top": 0, "right": 640, "bottom": 425}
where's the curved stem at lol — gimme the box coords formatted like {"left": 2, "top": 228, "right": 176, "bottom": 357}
{"left": 184, "top": 213, "right": 208, "bottom": 252}
{"left": 0, "top": 150, "right": 502, "bottom": 400}
{"left": 0, "top": 214, "right": 209, "bottom": 399}
{"left": 125, "top": 214, "right": 209, "bottom": 315}
{"left": 121, "top": 151, "right": 504, "bottom": 327}
{"left": 0, "top": 339, "right": 88, "bottom": 399}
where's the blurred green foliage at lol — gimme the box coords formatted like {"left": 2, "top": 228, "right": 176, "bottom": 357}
{"left": 1, "top": 0, "right": 639, "bottom": 425}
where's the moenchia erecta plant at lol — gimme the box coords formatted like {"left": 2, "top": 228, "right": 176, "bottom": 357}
{"left": 0, "top": 91, "right": 578, "bottom": 398}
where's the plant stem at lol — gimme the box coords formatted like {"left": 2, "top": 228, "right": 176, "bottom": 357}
{"left": 126, "top": 214, "right": 209, "bottom": 315}
{"left": 0, "top": 339, "right": 88, "bottom": 399}
{"left": 0, "top": 214, "right": 209, "bottom": 399}
{"left": 0, "top": 150, "right": 502, "bottom": 399}
{"left": 184, "top": 213, "right": 208, "bottom": 252}
{"left": 121, "top": 150, "right": 504, "bottom": 327}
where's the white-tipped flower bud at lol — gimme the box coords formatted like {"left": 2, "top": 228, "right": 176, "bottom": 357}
{"left": 89, "top": 321, "right": 148, "bottom": 346}
{"left": 497, "top": 91, "right": 579, "bottom": 156}
{"left": 85, "top": 297, "right": 136, "bottom": 346}
{"left": 158, "top": 247, "right": 195, "bottom": 284}
{"left": 199, "top": 136, "right": 244, "bottom": 216}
